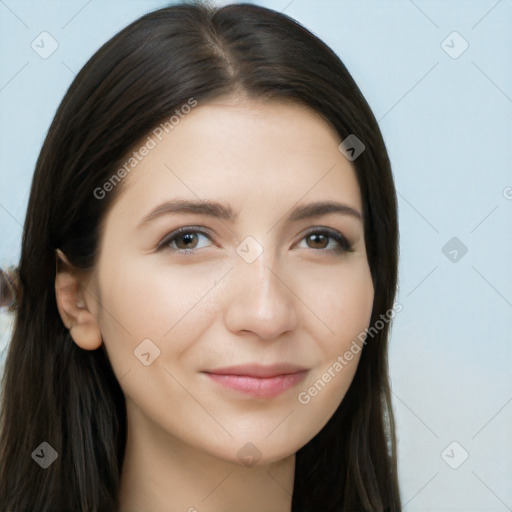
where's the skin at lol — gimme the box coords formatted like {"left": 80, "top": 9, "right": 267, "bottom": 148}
{"left": 55, "top": 95, "right": 374, "bottom": 512}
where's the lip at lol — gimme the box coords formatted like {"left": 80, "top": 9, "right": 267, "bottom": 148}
{"left": 202, "top": 364, "right": 308, "bottom": 399}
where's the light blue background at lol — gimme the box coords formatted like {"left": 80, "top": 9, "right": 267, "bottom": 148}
{"left": 1, "top": 1, "right": 511, "bottom": 509}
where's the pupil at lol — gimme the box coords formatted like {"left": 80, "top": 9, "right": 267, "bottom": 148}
{"left": 179, "top": 233, "right": 196, "bottom": 248}
{"left": 310, "top": 234, "right": 327, "bottom": 248}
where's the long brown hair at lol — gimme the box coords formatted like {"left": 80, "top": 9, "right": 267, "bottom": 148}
{"left": 0, "top": 2, "right": 401, "bottom": 510}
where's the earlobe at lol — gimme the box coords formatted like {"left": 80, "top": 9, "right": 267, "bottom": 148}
{"left": 69, "top": 314, "right": 103, "bottom": 351}
{"left": 54, "top": 249, "right": 103, "bottom": 351}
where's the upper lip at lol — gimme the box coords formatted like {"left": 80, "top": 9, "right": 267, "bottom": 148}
{"left": 203, "top": 364, "right": 308, "bottom": 378}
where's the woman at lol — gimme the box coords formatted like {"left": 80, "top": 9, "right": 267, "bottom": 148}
{"left": 0, "top": 2, "right": 401, "bottom": 510}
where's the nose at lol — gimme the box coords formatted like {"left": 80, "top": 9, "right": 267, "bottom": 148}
{"left": 223, "top": 252, "right": 298, "bottom": 341}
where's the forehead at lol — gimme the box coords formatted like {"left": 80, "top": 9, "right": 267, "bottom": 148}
{"left": 109, "top": 97, "right": 362, "bottom": 221}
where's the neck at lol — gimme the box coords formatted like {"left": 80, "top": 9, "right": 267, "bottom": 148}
{"left": 117, "top": 403, "right": 295, "bottom": 512}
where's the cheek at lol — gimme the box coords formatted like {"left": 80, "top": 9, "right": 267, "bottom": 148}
{"left": 302, "top": 259, "right": 374, "bottom": 353}
{"left": 293, "top": 259, "right": 373, "bottom": 419}
{"left": 95, "top": 254, "right": 228, "bottom": 369}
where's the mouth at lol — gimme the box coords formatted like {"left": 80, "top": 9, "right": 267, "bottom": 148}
{"left": 202, "top": 364, "right": 309, "bottom": 399}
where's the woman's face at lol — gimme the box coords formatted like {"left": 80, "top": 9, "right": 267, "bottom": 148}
{"left": 85, "top": 96, "right": 374, "bottom": 465}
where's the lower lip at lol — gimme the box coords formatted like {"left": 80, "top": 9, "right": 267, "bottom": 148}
{"left": 205, "top": 371, "right": 307, "bottom": 399}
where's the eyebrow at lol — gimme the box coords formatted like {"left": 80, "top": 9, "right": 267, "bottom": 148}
{"left": 138, "top": 199, "right": 362, "bottom": 227}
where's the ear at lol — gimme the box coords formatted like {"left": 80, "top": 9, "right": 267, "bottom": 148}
{"left": 54, "top": 249, "right": 102, "bottom": 350}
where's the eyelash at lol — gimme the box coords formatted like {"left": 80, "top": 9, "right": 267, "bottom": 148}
{"left": 156, "top": 226, "right": 354, "bottom": 256}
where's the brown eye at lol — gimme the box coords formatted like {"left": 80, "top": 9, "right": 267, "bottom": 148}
{"left": 174, "top": 232, "right": 200, "bottom": 250}
{"left": 297, "top": 228, "right": 353, "bottom": 253}
{"left": 157, "top": 227, "right": 213, "bottom": 254}
{"left": 306, "top": 233, "right": 329, "bottom": 249}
